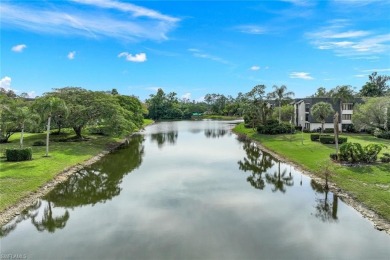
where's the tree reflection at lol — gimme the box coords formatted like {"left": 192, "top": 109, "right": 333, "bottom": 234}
{"left": 265, "top": 161, "right": 294, "bottom": 193}
{"left": 45, "top": 134, "right": 145, "bottom": 208}
{"left": 237, "top": 142, "right": 274, "bottom": 190}
{"left": 311, "top": 180, "right": 339, "bottom": 223}
{"left": 0, "top": 200, "right": 41, "bottom": 237}
{"left": 150, "top": 131, "right": 178, "bottom": 148}
{"left": 204, "top": 128, "right": 228, "bottom": 138}
{"left": 31, "top": 201, "right": 70, "bottom": 233}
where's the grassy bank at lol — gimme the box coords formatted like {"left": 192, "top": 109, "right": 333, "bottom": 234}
{"left": 201, "top": 115, "right": 241, "bottom": 120}
{"left": 0, "top": 120, "right": 153, "bottom": 213}
{"left": 233, "top": 123, "right": 390, "bottom": 221}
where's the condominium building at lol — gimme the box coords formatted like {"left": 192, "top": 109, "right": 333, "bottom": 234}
{"left": 292, "top": 98, "right": 362, "bottom": 131}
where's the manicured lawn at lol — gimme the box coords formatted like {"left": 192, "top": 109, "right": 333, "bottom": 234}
{"left": 233, "top": 123, "right": 390, "bottom": 221}
{"left": 0, "top": 121, "right": 152, "bottom": 213}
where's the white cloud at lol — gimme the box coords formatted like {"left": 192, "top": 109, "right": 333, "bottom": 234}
{"left": 67, "top": 51, "right": 76, "bottom": 60}
{"left": 289, "top": 72, "right": 314, "bottom": 80}
{"left": 306, "top": 21, "right": 390, "bottom": 58}
{"left": 181, "top": 93, "right": 191, "bottom": 100}
{"left": 1, "top": 2, "right": 179, "bottom": 41}
{"left": 118, "top": 52, "right": 147, "bottom": 62}
{"left": 234, "top": 25, "right": 267, "bottom": 35}
{"left": 250, "top": 66, "right": 260, "bottom": 71}
{"left": 281, "top": 0, "right": 316, "bottom": 6}
{"left": 0, "top": 76, "right": 12, "bottom": 90}
{"left": 11, "top": 44, "right": 27, "bottom": 52}
{"left": 362, "top": 68, "right": 390, "bottom": 72}
{"left": 188, "top": 49, "right": 230, "bottom": 65}
{"left": 354, "top": 74, "right": 367, "bottom": 78}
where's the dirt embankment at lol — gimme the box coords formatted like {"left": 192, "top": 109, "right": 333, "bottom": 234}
{"left": 245, "top": 138, "right": 390, "bottom": 235}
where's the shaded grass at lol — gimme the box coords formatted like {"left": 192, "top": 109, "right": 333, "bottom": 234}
{"left": 233, "top": 123, "right": 390, "bottom": 221}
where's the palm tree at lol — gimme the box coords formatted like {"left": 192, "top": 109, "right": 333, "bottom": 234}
{"left": 33, "top": 97, "right": 68, "bottom": 157}
{"left": 265, "top": 161, "right": 294, "bottom": 193}
{"left": 269, "top": 85, "right": 294, "bottom": 124}
{"left": 331, "top": 85, "right": 355, "bottom": 124}
{"left": 14, "top": 106, "right": 40, "bottom": 148}
{"left": 31, "top": 201, "right": 70, "bottom": 233}
{"left": 310, "top": 102, "right": 335, "bottom": 135}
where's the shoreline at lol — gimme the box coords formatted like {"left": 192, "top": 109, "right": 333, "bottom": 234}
{"left": 234, "top": 131, "right": 390, "bottom": 235}
{"left": 0, "top": 135, "right": 134, "bottom": 226}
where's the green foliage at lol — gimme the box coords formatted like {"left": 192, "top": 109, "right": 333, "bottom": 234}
{"left": 359, "top": 72, "right": 390, "bottom": 97}
{"left": 311, "top": 134, "right": 330, "bottom": 141}
{"left": 339, "top": 142, "right": 385, "bottom": 163}
{"left": 257, "top": 119, "right": 294, "bottom": 135}
{"left": 375, "top": 131, "right": 390, "bottom": 140}
{"left": 6, "top": 148, "right": 32, "bottom": 161}
{"left": 353, "top": 97, "right": 390, "bottom": 131}
{"left": 380, "top": 153, "right": 390, "bottom": 163}
{"left": 319, "top": 136, "right": 347, "bottom": 144}
{"left": 32, "top": 140, "right": 46, "bottom": 146}
{"left": 310, "top": 102, "right": 335, "bottom": 133}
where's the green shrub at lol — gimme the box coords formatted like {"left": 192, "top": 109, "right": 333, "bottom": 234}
{"left": 362, "top": 144, "right": 385, "bottom": 163}
{"left": 380, "top": 153, "right": 390, "bottom": 163}
{"left": 339, "top": 142, "right": 385, "bottom": 163}
{"left": 339, "top": 143, "right": 364, "bottom": 163}
{"left": 329, "top": 153, "right": 338, "bottom": 160}
{"left": 323, "top": 128, "right": 334, "bottom": 133}
{"left": 311, "top": 134, "right": 330, "bottom": 141}
{"left": 318, "top": 136, "right": 347, "bottom": 144}
{"left": 32, "top": 140, "right": 46, "bottom": 146}
{"left": 377, "top": 131, "right": 390, "bottom": 140}
{"left": 5, "top": 148, "right": 33, "bottom": 162}
{"left": 256, "top": 120, "right": 294, "bottom": 135}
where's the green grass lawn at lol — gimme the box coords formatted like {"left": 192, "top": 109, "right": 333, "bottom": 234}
{"left": 233, "top": 123, "right": 390, "bottom": 221}
{"left": 0, "top": 120, "right": 153, "bottom": 213}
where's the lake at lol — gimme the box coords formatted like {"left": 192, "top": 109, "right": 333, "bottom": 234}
{"left": 1, "top": 120, "right": 389, "bottom": 259}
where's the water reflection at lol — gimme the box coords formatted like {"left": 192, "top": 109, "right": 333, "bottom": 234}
{"left": 204, "top": 128, "right": 228, "bottom": 138}
{"left": 237, "top": 142, "right": 274, "bottom": 190}
{"left": 0, "top": 134, "right": 145, "bottom": 237}
{"left": 150, "top": 131, "right": 178, "bottom": 148}
{"left": 311, "top": 180, "right": 339, "bottom": 223}
{"left": 265, "top": 162, "right": 294, "bottom": 193}
{"left": 31, "top": 201, "right": 70, "bottom": 233}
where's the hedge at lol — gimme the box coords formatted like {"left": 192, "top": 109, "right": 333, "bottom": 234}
{"left": 5, "top": 147, "right": 33, "bottom": 162}
{"left": 310, "top": 134, "right": 330, "bottom": 141}
{"left": 319, "top": 136, "right": 348, "bottom": 144}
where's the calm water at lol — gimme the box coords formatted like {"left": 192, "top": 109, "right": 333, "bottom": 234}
{"left": 1, "top": 120, "right": 389, "bottom": 259}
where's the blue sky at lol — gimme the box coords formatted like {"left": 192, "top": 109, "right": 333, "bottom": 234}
{"left": 1, "top": 0, "right": 390, "bottom": 101}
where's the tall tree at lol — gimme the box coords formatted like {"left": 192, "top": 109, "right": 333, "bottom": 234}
{"left": 310, "top": 87, "right": 330, "bottom": 98}
{"left": 353, "top": 97, "right": 390, "bottom": 131}
{"left": 359, "top": 72, "right": 390, "bottom": 97}
{"left": 331, "top": 85, "right": 355, "bottom": 123}
{"left": 33, "top": 96, "right": 68, "bottom": 156}
{"left": 310, "top": 102, "right": 335, "bottom": 135}
{"left": 269, "top": 85, "right": 294, "bottom": 123}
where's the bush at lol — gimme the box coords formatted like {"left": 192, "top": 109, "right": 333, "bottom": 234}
{"left": 6, "top": 148, "right": 33, "bottom": 162}
{"left": 256, "top": 120, "right": 294, "bottom": 135}
{"left": 295, "top": 126, "right": 302, "bottom": 131}
{"left": 380, "top": 153, "right": 390, "bottom": 163}
{"left": 339, "top": 142, "right": 385, "bottom": 163}
{"left": 32, "top": 140, "right": 46, "bottom": 146}
{"left": 329, "top": 153, "right": 338, "bottom": 160}
{"left": 319, "top": 136, "right": 347, "bottom": 144}
{"left": 377, "top": 131, "right": 390, "bottom": 140}
{"left": 310, "top": 134, "right": 330, "bottom": 141}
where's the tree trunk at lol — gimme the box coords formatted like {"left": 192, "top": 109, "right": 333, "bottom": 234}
{"left": 20, "top": 123, "right": 24, "bottom": 149}
{"left": 334, "top": 112, "right": 339, "bottom": 160}
{"left": 45, "top": 116, "right": 51, "bottom": 157}
{"left": 278, "top": 100, "right": 281, "bottom": 124}
{"left": 73, "top": 126, "right": 82, "bottom": 139}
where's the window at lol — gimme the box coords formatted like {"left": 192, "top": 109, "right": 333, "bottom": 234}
{"left": 342, "top": 103, "right": 353, "bottom": 110}
{"left": 305, "top": 103, "right": 310, "bottom": 112}
{"left": 305, "top": 114, "right": 309, "bottom": 121}
{"left": 342, "top": 114, "right": 352, "bottom": 120}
